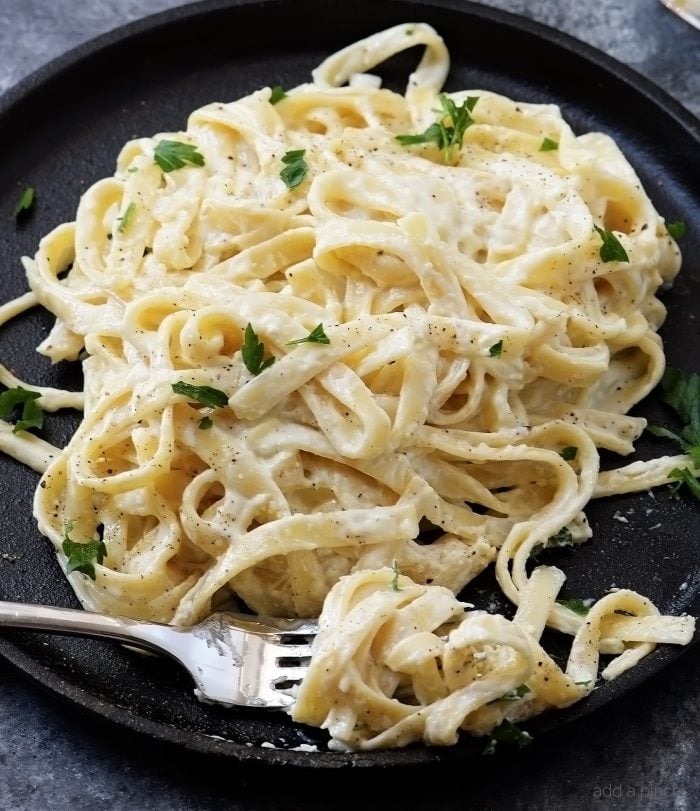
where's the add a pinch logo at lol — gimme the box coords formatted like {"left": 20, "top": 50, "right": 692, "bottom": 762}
{"left": 593, "top": 785, "right": 673, "bottom": 799}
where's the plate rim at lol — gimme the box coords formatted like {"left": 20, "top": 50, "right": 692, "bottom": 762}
{"left": 1, "top": 0, "right": 699, "bottom": 135}
{"left": 0, "top": 0, "right": 698, "bottom": 768}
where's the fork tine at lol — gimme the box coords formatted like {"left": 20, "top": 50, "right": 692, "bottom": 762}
{"left": 274, "top": 621, "right": 318, "bottom": 636}
{"left": 222, "top": 612, "right": 318, "bottom": 636}
{"left": 273, "top": 666, "right": 308, "bottom": 683}
{"left": 263, "top": 641, "right": 314, "bottom": 659}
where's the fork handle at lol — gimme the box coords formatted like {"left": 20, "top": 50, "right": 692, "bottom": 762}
{"left": 0, "top": 600, "right": 169, "bottom": 654}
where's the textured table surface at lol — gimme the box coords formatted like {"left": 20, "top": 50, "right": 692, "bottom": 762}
{"left": 0, "top": 1, "right": 698, "bottom": 809}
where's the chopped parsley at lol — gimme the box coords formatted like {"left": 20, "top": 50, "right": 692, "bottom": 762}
{"left": 532, "top": 526, "right": 576, "bottom": 561}
{"left": 489, "top": 340, "right": 503, "bottom": 358}
{"left": 62, "top": 520, "right": 106, "bottom": 580}
{"left": 153, "top": 140, "right": 205, "bottom": 172}
{"left": 269, "top": 85, "right": 287, "bottom": 104}
{"left": 483, "top": 720, "right": 533, "bottom": 754}
{"left": 390, "top": 560, "right": 402, "bottom": 591}
{"left": 648, "top": 367, "right": 700, "bottom": 498}
{"left": 12, "top": 186, "right": 35, "bottom": 219}
{"left": 666, "top": 220, "right": 686, "bottom": 240}
{"left": 242, "top": 323, "right": 275, "bottom": 375}
{"left": 287, "top": 323, "right": 330, "bottom": 345}
{"left": 669, "top": 467, "right": 700, "bottom": 500}
{"left": 594, "top": 225, "right": 629, "bottom": 263}
{"left": 560, "top": 446, "right": 577, "bottom": 461}
{"left": 0, "top": 386, "right": 44, "bottom": 433}
{"left": 171, "top": 381, "right": 229, "bottom": 408}
{"left": 116, "top": 202, "right": 136, "bottom": 234}
{"left": 544, "top": 527, "right": 574, "bottom": 548}
{"left": 557, "top": 597, "right": 589, "bottom": 616}
{"left": 280, "top": 149, "right": 308, "bottom": 189}
{"left": 502, "top": 684, "right": 531, "bottom": 701}
{"left": 396, "top": 93, "right": 479, "bottom": 163}
{"left": 172, "top": 382, "right": 227, "bottom": 429}
{"left": 539, "top": 137, "right": 559, "bottom": 152}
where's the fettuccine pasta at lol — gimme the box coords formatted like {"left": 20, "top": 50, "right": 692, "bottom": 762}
{"left": 0, "top": 23, "right": 694, "bottom": 750}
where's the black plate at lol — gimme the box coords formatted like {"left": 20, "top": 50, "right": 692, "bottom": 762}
{"left": 0, "top": 0, "right": 698, "bottom": 769}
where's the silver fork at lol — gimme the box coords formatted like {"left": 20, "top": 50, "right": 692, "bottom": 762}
{"left": 0, "top": 601, "right": 317, "bottom": 709}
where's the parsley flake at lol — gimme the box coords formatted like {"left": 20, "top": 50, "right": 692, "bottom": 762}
{"left": 269, "top": 85, "right": 287, "bottom": 104}
{"left": 396, "top": 94, "right": 479, "bottom": 163}
{"left": 280, "top": 149, "right": 308, "bottom": 189}
{"left": 502, "top": 684, "right": 532, "bottom": 701}
{"left": 390, "top": 560, "right": 402, "bottom": 591}
{"left": 242, "top": 323, "right": 275, "bottom": 375}
{"left": 287, "top": 323, "right": 330, "bottom": 345}
{"left": 539, "top": 137, "right": 559, "bottom": 152}
{"left": 648, "top": 368, "right": 700, "bottom": 498}
{"left": 0, "top": 386, "right": 44, "bottom": 433}
{"left": 198, "top": 415, "right": 213, "bottom": 430}
{"left": 171, "top": 381, "right": 229, "bottom": 409}
{"left": 117, "top": 202, "right": 136, "bottom": 234}
{"left": 656, "top": 368, "right": 700, "bottom": 444}
{"left": 669, "top": 467, "right": 700, "bottom": 500}
{"left": 666, "top": 220, "right": 686, "bottom": 240}
{"left": 483, "top": 720, "right": 533, "bottom": 755}
{"left": 557, "top": 597, "right": 589, "bottom": 616}
{"left": 62, "top": 520, "right": 106, "bottom": 580}
{"left": 594, "top": 225, "right": 629, "bottom": 263}
{"left": 489, "top": 340, "right": 503, "bottom": 358}
{"left": 545, "top": 527, "right": 574, "bottom": 548}
{"left": 153, "top": 140, "right": 205, "bottom": 172}
{"left": 12, "top": 186, "right": 35, "bottom": 219}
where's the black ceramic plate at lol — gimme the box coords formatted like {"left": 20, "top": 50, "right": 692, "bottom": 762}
{"left": 0, "top": 0, "right": 698, "bottom": 769}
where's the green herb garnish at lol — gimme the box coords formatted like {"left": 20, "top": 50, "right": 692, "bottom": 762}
{"left": 171, "top": 381, "right": 229, "bottom": 409}
{"left": 269, "top": 85, "right": 287, "bottom": 104}
{"left": 666, "top": 220, "right": 686, "bottom": 240}
{"left": 62, "top": 520, "right": 107, "bottom": 581}
{"left": 594, "top": 225, "right": 629, "bottom": 263}
{"left": 557, "top": 598, "right": 589, "bottom": 616}
{"left": 396, "top": 94, "right": 479, "bottom": 163}
{"left": 153, "top": 140, "right": 205, "bottom": 172}
{"left": 560, "top": 446, "right": 577, "bottom": 461}
{"left": 390, "top": 560, "right": 402, "bottom": 592}
{"left": 280, "top": 149, "right": 308, "bottom": 189}
{"left": 12, "top": 186, "right": 35, "bottom": 219}
{"left": 117, "top": 202, "right": 136, "bottom": 234}
{"left": 0, "top": 386, "right": 44, "bottom": 433}
{"left": 286, "top": 323, "right": 330, "bottom": 346}
{"left": 502, "top": 684, "right": 531, "bottom": 701}
{"left": 655, "top": 368, "right": 700, "bottom": 446}
{"left": 539, "top": 137, "right": 559, "bottom": 152}
{"left": 198, "top": 415, "right": 213, "bottom": 430}
{"left": 648, "top": 368, "right": 700, "bottom": 497}
{"left": 489, "top": 340, "right": 503, "bottom": 358}
{"left": 545, "top": 527, "right": 574, "bottom": 548}
{"left": 669, "top": 467, "right": 700, "bottom": 500}
{"left": 483, "top": 720, "right": 533, "bottom": 755}
{"left": 242, "top": 323, "right": 275, "bottom": 375}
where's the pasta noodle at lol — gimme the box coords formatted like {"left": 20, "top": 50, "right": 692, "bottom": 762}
{"left": 0, "top": 22, "right": 695, "bottom": 751}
